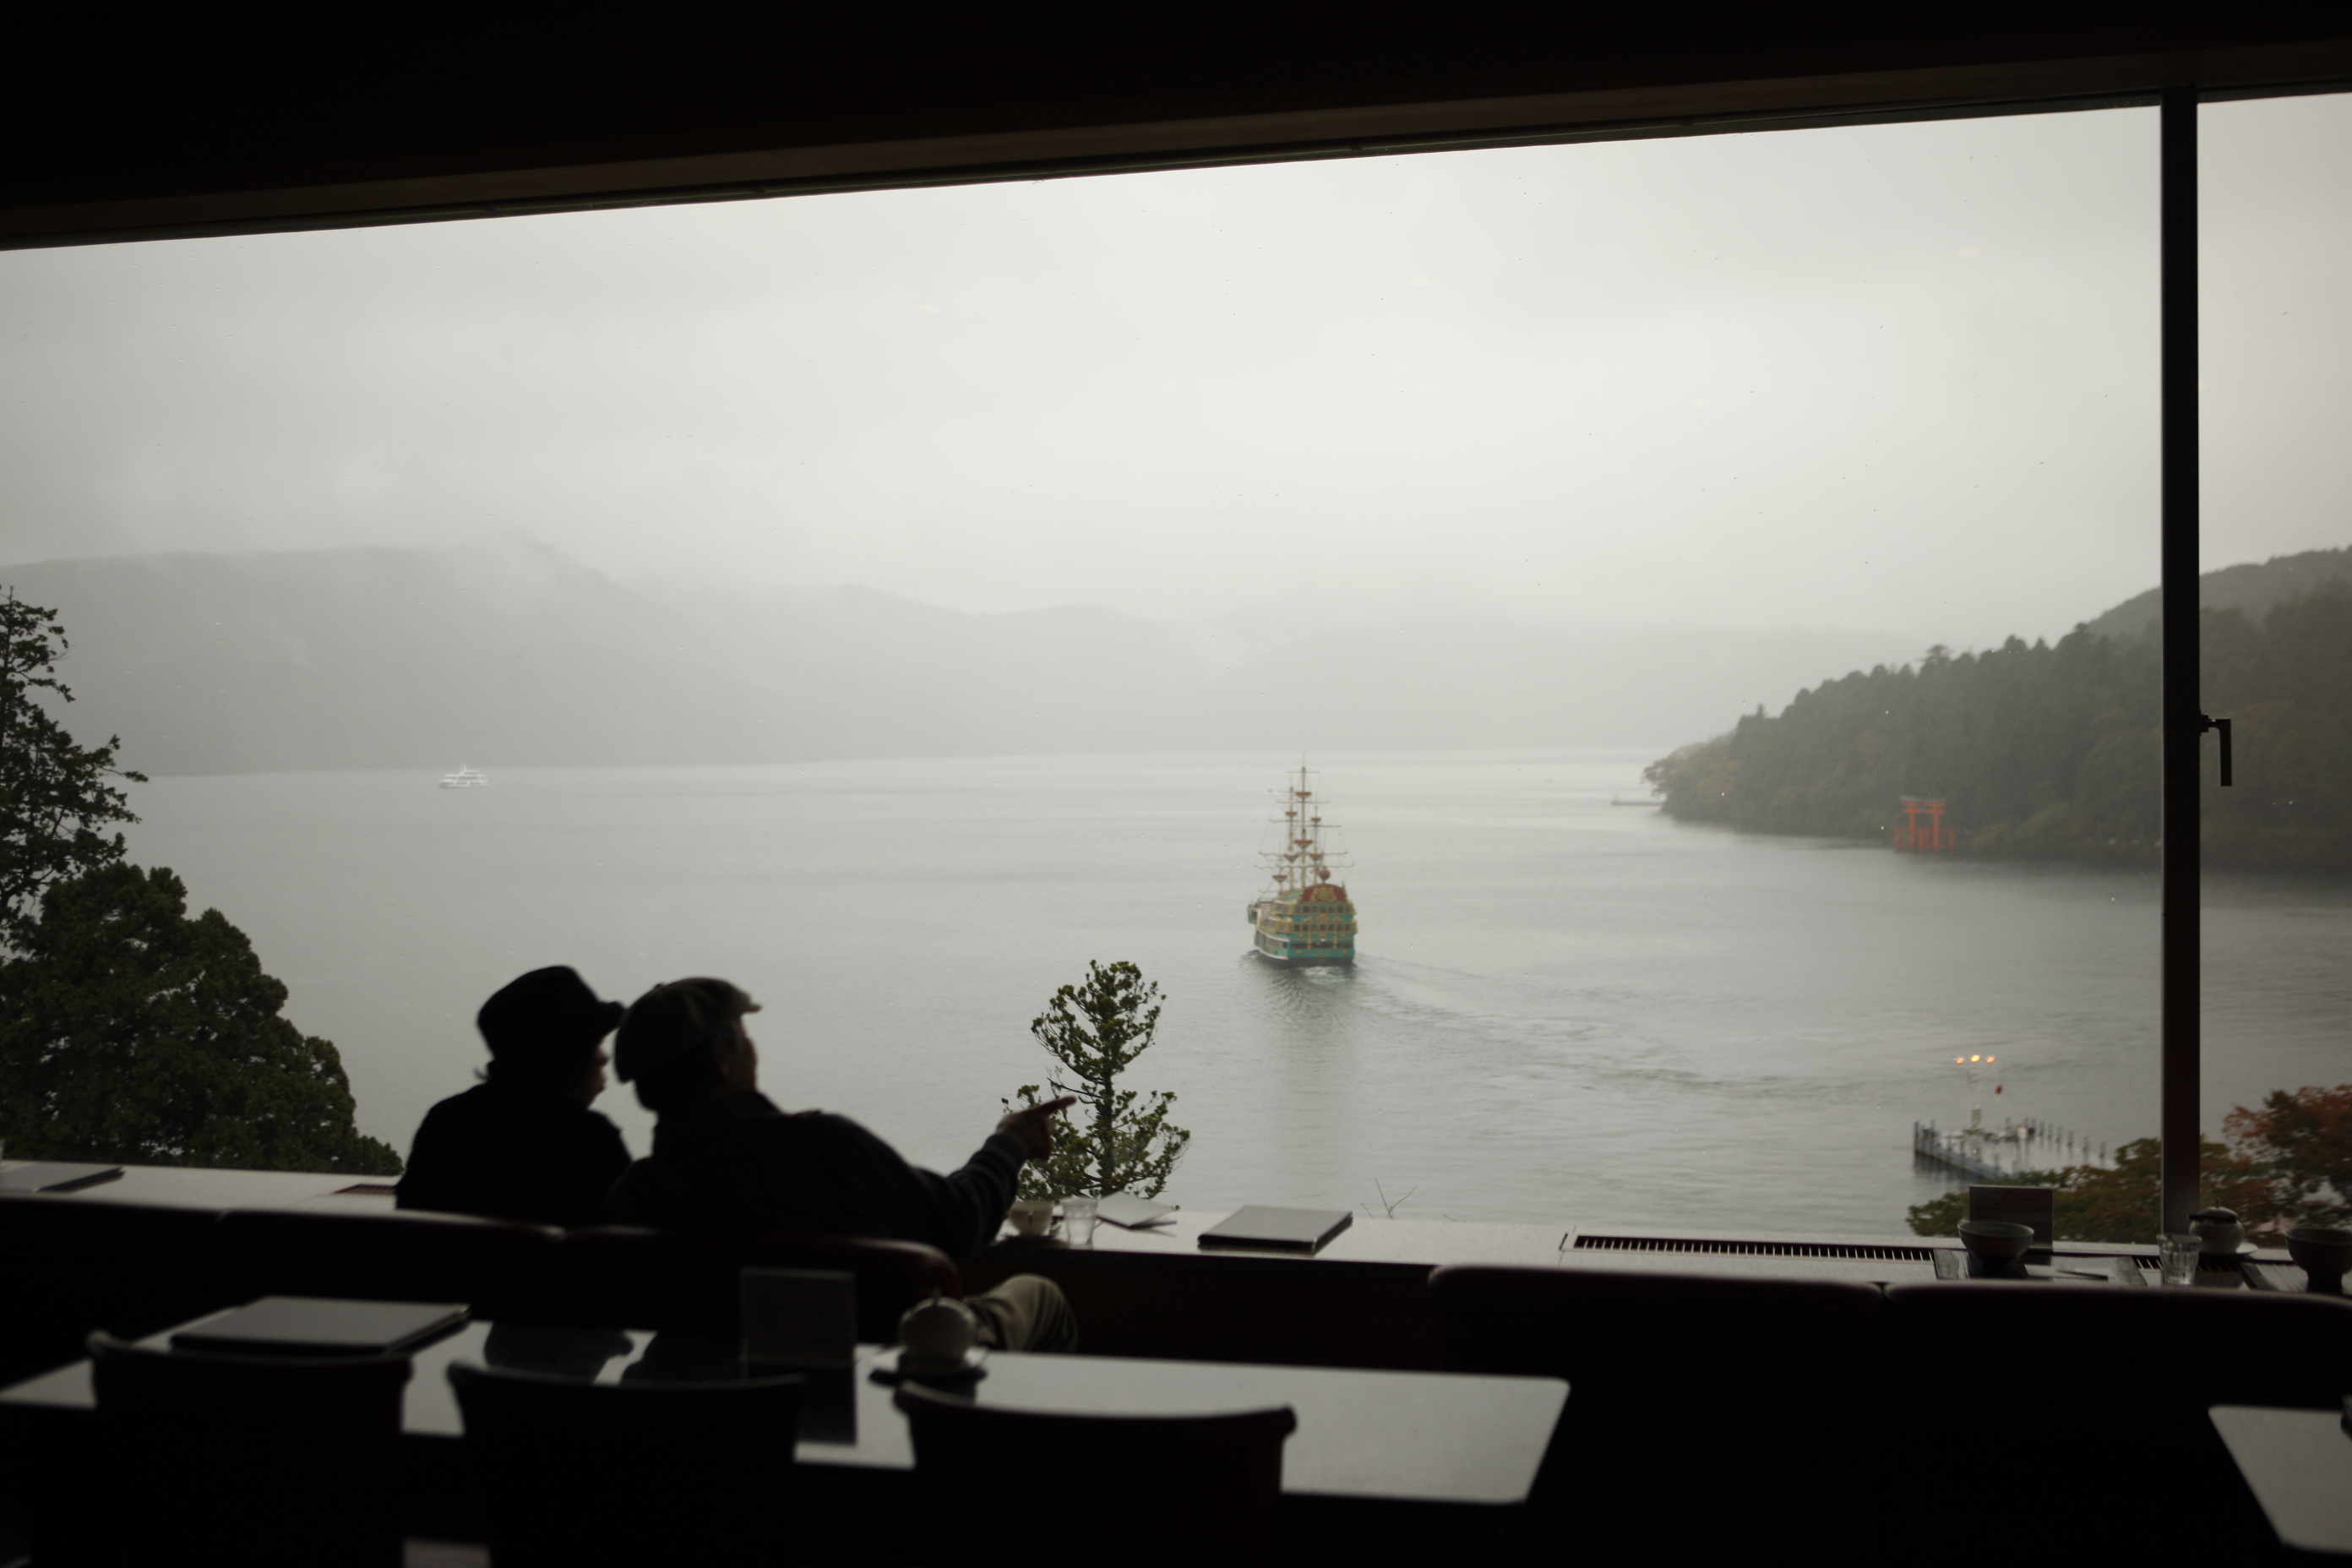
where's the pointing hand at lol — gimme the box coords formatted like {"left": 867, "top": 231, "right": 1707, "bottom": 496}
{"left": 995, "top": 1096, "right": 1076, "bottom": 1160}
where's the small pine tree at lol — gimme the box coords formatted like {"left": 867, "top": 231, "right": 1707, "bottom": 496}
{"left": 1003, "top": 959, "right": 1190, "bottom": 1200}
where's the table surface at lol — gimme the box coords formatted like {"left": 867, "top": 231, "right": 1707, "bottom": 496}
{"left": 1005, "top": 1211, "right": 2185, "bottom": 1286}
{"left": 18, "top": 1157, "right": 2308, "bottom": 1291}
{"left": 2211, "top": 1405, "right": 2352, "bottom": 1556}
{"left": 1004, "top": 1209, "right": 2310, "bottom": 1287}
{"left": 0, "top": 1316, "right": 1567, "bottom": 1508}
{"left": 0, "top": 1157, "right": 396, "bottom": 1214}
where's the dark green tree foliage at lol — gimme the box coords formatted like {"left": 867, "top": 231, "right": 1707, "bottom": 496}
{"left": 2197, "top": 588, "right": 2352, "bottom": 870}
{"left": 0, "top": 864, "right": 401, "bottom": 1173}
{"left": 1644, "top": 585, "right": 2352, "bottom": 870}
{"left": 1003, "top": 960, "right": 1190, "bottom": 1200}
{"left": 0, "top": 593, "right": 144, "bottom": 949}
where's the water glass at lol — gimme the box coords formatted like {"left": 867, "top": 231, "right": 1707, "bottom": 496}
{"left": 2158, "top": 1233, "right": 2202, "bottom": 1287}
{"left": 1061, "top": 1197, "right": 1099, "bottom": 1248}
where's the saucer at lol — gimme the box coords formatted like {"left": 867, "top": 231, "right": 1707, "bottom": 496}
{"left": 869, "top": 1347, "right": 989, "bottom": 1386}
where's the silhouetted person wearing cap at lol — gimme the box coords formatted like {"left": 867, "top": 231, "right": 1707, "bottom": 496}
{"left": 396, "top": 966, "right": 632, "bottom": 1228}
{"left": 608, "top": 977, "right": 1078, "bottom": 1352}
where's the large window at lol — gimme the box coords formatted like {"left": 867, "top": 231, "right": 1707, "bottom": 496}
{"left": 2193, "top": 92, "right": 2352, "bottom": 1237}
{"left": 3, "top": 95, "right": 2342, "bottom": 1234}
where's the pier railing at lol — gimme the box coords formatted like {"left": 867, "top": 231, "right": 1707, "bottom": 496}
{"left": 1913, "top": 1119, "right": 2111, "bottom": 1183}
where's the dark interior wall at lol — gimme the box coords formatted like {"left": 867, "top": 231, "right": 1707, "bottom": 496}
{"left": 6, "top": 7, "right": 2351, "bottom": 247}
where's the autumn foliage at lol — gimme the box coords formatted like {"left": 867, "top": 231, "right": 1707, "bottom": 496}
{"left": 1908, "top": 1084, "right": 2352, "bottom": 1242}
{"left": 2224, "top": 1085, "right": 2352, "bottom": 1230}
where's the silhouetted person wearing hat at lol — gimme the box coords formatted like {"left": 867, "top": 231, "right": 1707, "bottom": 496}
{"left": 396, "top": 966, "right": 631, "bottom": 1228}
{"left": 608, "top": 977, "right": 1078, "bottom": 1352}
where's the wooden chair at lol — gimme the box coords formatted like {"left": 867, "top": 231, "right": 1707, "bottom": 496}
{"left": 513, "top": 1224, "right": 959, "bottom": 1341}
{"left": 208, "top": 1206, "right": 562, "bottom": 1317}
{"left": 0, "top": 1194, "right": 228, "bottom": 1386}
{"left": 1881, "top": 1282, "right": 2352, "bottom": 1555}
{"left": 892, "top": 1382, "right": 1295, "bottom": 1567}
{"left": 447, "top": 1360, "right": 804, "bottom": 1567}
{"left": 1429, "top": 1265, "right": 1887, "bottom": 1557}
{"left": 83, "top": 1331, "right": 411, "bottom": 1568}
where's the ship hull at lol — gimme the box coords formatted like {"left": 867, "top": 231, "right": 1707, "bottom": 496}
{"left": 1249, "top": 917, "right": 1355, "bottom": 966}
{"left": 1250, "top": 945, "right": 1354, "bottom": 967}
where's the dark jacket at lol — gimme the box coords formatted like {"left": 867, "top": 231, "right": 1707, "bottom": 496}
{"left": 607, "top": 1090, "right": 1021, "bottom": 1261}
{"left": 395, "top": 1081, "right": 632, "bottom": 1228}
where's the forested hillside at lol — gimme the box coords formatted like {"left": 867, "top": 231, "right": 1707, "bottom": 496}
{"left": 2078, "top": 545, "right": 2352, "bottom": 644}
{"left": 1645, "top": 578, "right": 2352, "bottom": 873}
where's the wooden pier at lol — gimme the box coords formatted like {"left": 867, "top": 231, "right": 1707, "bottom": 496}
{"left": 1914, "top": 1118, "right": 2110, "bottom": 1182}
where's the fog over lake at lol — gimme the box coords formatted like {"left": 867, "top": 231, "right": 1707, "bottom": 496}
{"left": 5, "top": 95, "right": 2349, "bottom": 649}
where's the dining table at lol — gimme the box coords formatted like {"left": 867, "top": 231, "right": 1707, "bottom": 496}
{"left": 0, "top": 1310, "right": 1568, "bottom": 1562}
{"left": 2209, "top": 1404, "right": 2352, "bottom": 1557}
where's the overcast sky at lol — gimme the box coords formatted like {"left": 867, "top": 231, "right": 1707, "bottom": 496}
{"left": 1, "top": 94, "right": 2345, "bottom": 649}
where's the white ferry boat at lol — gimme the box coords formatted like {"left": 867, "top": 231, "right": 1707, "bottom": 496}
{"left": 1246, "top": 765, "right": 1357, "bottom": 966}
{"left": 438, "top": 765, "right": 489, "bottom": 790}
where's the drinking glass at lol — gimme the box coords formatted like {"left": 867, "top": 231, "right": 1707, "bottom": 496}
{"left": 1062, "top": 1197, "right": 1099, "bottom": 1247}
{"left": 2158, "top": 1233, "right": 2201, "bottom": 1287}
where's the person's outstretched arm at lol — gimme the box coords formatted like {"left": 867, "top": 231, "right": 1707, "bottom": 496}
{"left": 809, "top": 1097, "right": 1071, "bottom": 1260}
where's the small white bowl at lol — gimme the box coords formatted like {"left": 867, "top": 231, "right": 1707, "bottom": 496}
{"left": 1958, "top": 1220, "right": 2036, "bottom": 1262}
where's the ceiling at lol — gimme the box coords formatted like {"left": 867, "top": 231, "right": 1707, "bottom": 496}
{"left": 6, "top": 8, "right": 2350, "bottom": 248}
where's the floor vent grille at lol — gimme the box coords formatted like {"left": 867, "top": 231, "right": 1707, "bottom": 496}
{"left": 1573, "top": 1234, "right": 1937, "bottom": 1262}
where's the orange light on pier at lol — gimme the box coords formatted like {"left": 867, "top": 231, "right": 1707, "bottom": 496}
{"left": 1893, "top": 796, "right": 1955, "bottom": 852}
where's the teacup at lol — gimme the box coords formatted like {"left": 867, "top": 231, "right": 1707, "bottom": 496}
{"left": 1958, "top": 1220, "right": 2035, "bottom": 1264}
{"left": 899, "top": 1293, "right": 978, "bottom": 1366}
{"left": 2284, "top": 1227, "right": 2352, "bottom": 1295}
{"left": 1008, "top": 1198, "right": 1055, "bottom": 1238}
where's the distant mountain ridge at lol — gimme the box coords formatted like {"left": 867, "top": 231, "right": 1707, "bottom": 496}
{"left": 1, "top": 545, "right": 1926, "bottom": 776}
{"left": 5, "top": 547, "right": 814, "bottom": 775}
{"left": 2078, "top": 546, "right": 2352, "bottom": 644}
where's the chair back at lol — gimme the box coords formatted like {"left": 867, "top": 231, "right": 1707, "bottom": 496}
{"left": 0, "top": 1194, "right": 227, "bottom": 1386}
{"left": 448, "top": 1359, "right": 804, "bottom": 1567}
{"left": 515, "top": 1225, "right": 959, "bottom": 1341}
{"left": 1882, "top": 1279, "right": 2352, "bottom": 1409}
{"left": 87, "top": 1330, "right": 411, "bottom": 1568}
{"left": 1881, "top": 1282, "right": 2352, "bottom": 1553}
{"left": 892, "top": 1383, "right": 1295, "bottom": 1567}
{"left": 1430, "top": 1265, "right": 1886, "bottom": 1554}
{"left": 210, "top": 1206, "right": 561, "bottom": 1317}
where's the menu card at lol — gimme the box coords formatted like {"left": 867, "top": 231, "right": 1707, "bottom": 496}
{"left": 1097, "top": 1192, "right": 1178, "bottom": 1228}
{"left": 171, "top": 1297, "right": 466, "bottom": 1356}
{"left": 1198, "top": 1206, "right": 1353, "bottom": 1254}
{"left": 1969, "top": 1184, "right": 2055, "bottom": 1244}
{"left": 0, "top": 1162, "right": 123, "bottom": 1193}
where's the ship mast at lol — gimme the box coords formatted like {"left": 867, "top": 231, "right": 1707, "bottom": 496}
{"left": 1260, "top": 764, "right": 1348, "bottom": 895}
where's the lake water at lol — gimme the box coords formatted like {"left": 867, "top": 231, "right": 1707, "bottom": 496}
{"left": 120, "top": 751, "right": 2352, "bottom": 1238}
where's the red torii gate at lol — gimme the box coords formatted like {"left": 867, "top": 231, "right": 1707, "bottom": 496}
{"left": 1893, "top": 796, "right": 1954, "bottom": 852}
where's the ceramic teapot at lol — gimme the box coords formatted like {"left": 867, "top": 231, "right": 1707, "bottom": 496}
{"left": 2189, "top": 1206, "right": 2246, "bottom": 1256}
{"left": 899, "top": 1291, "right": 978, "bottom": 1366}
